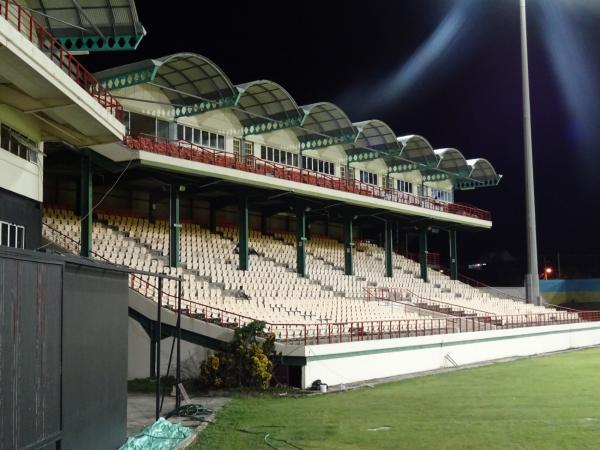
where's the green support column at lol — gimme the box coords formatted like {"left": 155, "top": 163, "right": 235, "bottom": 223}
{"left": 385, "top": 220, "right": 393, "bottom": 278}
{"left": 239, "top": 196, "right": 249, "bottom": 271}
{"left": 295, "top": 206, "right": 307, "bottom": 277}
{"left": 449, "top": 229, "right": 458, "bottom": 281}
{"left": 343, "top": 215, "right": 354, "bottom": 276}
{"left": 419, "top": 228, "right": 428, "bottom": 282}
{"left": 169, "top": 185, "right": 180, "bottom": 268}
{"left": 80, "top": 152, "right": 93, "bottom": 257}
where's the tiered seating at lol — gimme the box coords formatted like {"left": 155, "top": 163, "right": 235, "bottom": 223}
{"left": 42, "top": 208, "right": 577, "bottom": 340}
{"left": 42, "top": 208, "right": 429, "bottom": 340}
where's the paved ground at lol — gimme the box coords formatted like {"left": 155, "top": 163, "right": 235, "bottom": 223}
{"left": 127, "top": 393, "right": 229, "bottom": 437}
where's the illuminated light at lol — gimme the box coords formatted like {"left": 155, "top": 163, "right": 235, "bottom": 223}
{"left": 538, "top": 1, "right": 600, "bottom": 152}
{"left": 545, "top": 267, "right": 553, "bottom": 274}
{"left": 337, "top": 1, "right": 481, "bottom": 114}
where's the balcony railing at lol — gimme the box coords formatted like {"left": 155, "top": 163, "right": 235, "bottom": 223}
{"left": 0, "top": 0, "right": 123, "bottom": 120}
{"left": 124, "top": 134, "right": 492, "bottom": 222}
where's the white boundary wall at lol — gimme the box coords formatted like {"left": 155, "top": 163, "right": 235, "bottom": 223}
{"left": 299, "top": 322, "right": 600, "bottom": 389}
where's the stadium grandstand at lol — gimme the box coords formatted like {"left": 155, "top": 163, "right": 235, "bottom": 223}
{"left": 2, "top": 0, "right": 600, "bottom": 427}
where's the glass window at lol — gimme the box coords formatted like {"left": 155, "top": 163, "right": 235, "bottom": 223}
{"left": 217, "top": 135, "right": 225, "bottom": 150}
{"left": 313, "top": 159, "right": 318, "bottom": 171}
{"left": 287, "top": 153, "right": 293, "bottom": 166}
{"left": 267, "top": 147, "right": 273, "bottom": 160}
{"left": 16, "top": 227, "right": 24, "bottom": 249}
{"left": 202, "top": 131, "right": 209, "bottom": 145}
{"left": 233, "top": 139, "right": 241, "bottom": 156}
{"left": 319, "top": 160, "right": 324, "bottom": 173}
{"left": 9, "top": 225, "right": 16, "bottom": 248}
{"left": 184, "top": 126, "right": 193, "bottom": 142}
{"left": 261, "top": 145, "right": 266, "bottom": 159}
{"left": 274, "top": 149, "right": 280, "bottom": 163}
{"left": 245, "top": 142, "right": 254, "bottom": 156}
{"left": 0, "top": 124, "right": 9, "bottom": 150}
{"left": 193, "top": 129, "right": 201, "bottom": 145}
{"left": 177, "top": 125, "right": 184, "bottom": 140}
{"left": 293, "top": 154, "right": 298, "bottom": 167}
{"left": 209, "top": 133, "right": 217, "bottom": 148}
{"left": 130, "top": 112, "right": 156, "bottom": 136}
{"left": 0, "top": 222, "right": 8, "bottom": 246}
{"left": 157, "top": 120, "right": 170, "bottom": 139}
{"left": 122, "top": 111, "right": 131, "bottom": 132}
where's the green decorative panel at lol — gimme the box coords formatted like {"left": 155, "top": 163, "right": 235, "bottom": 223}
{"left": 175, "top": 96, "right": 238, "bottom": 118}
{"left": 454, "top": 179, "right": 499, "bottom": 190}
{"left": 299, "top": 133, "right": 357, "bottom": 151}
{"left": 422, "top": 172, "right": 451, "bottom": 182}
{"left": 347, "top": 151, "right": 382, "bottom": 163}
{"left": 99, "top": 67, "right": 157, "bottom": 90}
{"left": 243, "top": 116, "right": 303, "bottom": 136}
{"left": 387, "top": 162, "right": 420, "bottom": 173}
{"left": 59, "top": 34, "right": 145, "bottom": 52}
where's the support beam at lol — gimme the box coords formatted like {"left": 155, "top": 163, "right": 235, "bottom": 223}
{"left": 239, "top": 196, "right": 249, "bottom": 271}
{"left": 449, "top": 229, "right": 458, "bottom": 281}
{"left": 419, "top": 228, "right": 428, "bottom": 282}
{"left": 343, "top": 215, "right": 354, "bottom": 276}
{"left": 169, "top": 185, "right": 180, "bottom": 268}
{"left": 79, "top": 152, "right": 92, "bottom": 257}
{"left": 295, "top": 206, "right": 307, "bottom": 277}
{"left": 385, "top": 220, "right": 393, "bottom": 278}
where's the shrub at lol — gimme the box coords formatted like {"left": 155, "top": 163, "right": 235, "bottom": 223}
{"left": 200, "top": 321, "right": 279, "bottom": 389}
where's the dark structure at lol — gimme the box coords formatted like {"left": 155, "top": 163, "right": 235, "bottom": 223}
{"left": 0, "top": 248, "right": 129, "bottom": 450}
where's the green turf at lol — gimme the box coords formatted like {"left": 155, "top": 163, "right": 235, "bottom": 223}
{"left": 191, "top": 347, "right": 600, "bottom": 450}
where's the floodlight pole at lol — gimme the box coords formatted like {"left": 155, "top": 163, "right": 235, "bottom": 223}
{"left": 520, "top": 0, "right": 540, "bottom": 305}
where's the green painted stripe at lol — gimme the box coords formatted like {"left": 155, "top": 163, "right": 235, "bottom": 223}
{"left": 305, "top": 325, "right": 600, "bottom": 362}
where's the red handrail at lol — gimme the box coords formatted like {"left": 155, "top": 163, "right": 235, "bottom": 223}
{"left": 124, "top": 134, "right": 492, "bottom": 222}
{"left": 0, "top": 0, "right": 122, "bottom": 120}
{"left": 364, "top": 287, "right": 498, "bottom": 318}
{"left": 42, "top": 221, "right": 600, "bottom": 346}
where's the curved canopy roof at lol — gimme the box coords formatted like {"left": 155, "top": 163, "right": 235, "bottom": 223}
{"left": 354, "top": 120, "right": 401, "bottom": 151}
{"left": 467, "top": 158, "right": 500, "bottom": 182}
{"left": 301, "top": 102, "right": 355, "bottom": 137}
{"left": 234, "top": 80, "right": 302, "bottom": 128}
{"left": 153, "top": 53, "right": 237, "bottom": 108}
{"left": 397, "top": 135, "right": 438, "bottom": 166}
{"left": 294, "top": 102, "right": 357, "bottom": 148}
{"left": 26, "top": 0, "right": 145, "bottom": 51}
{"left": 434, "top": 148, "right": 469, "bottom": 176}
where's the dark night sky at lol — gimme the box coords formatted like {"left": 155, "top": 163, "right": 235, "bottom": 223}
{"left": 85, "top": 0, "right": 600, "bottom": 282}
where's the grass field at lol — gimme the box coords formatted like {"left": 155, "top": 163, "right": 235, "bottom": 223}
{"left": 191, "top": 347, "right": 600, "bottom": 450}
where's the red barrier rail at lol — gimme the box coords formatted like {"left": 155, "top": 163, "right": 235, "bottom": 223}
{"left": 42, "top": 222, "right": 260, "bottom": 328}
{"left": 399, "top": 251, "right": 441, "bottom": 267}
{"left": 41, "top": 222, "right": 600, "bottom": 346}
{"left": 0, "top": 0, "right": 122, "bottom": 120}
{"left": 364, "top": 287, "right": 497, "bottom": 318}
{"left": 124, "top": 134, "right": 492, "bottom": 222}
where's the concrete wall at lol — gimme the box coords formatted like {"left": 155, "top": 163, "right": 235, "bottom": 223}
{"left": 299, "top": 322, "right": 600, "bottom": 389}
{"left": 128, "top": 318, "right": 210, "bottom": 380}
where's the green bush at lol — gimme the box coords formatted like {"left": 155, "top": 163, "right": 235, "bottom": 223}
{"left": 200, "top": 321, "right": 279, "bottom": 389}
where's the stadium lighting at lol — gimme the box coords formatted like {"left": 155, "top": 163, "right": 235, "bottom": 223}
{"left": 519, "top": 0, "right": 541, "bottom": 305}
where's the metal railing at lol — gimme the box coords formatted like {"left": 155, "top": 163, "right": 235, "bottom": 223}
{"left": 124, "top": 134, "right": 492, "bottom": 221}
{"left": 0, "top": 0, "right": 123, "bottom": 120}
{"left": 41, "top": 222, "right": 600, "bottom": 347}
{"left": 364, "top": 287, "right": 498, "bottom": 318}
